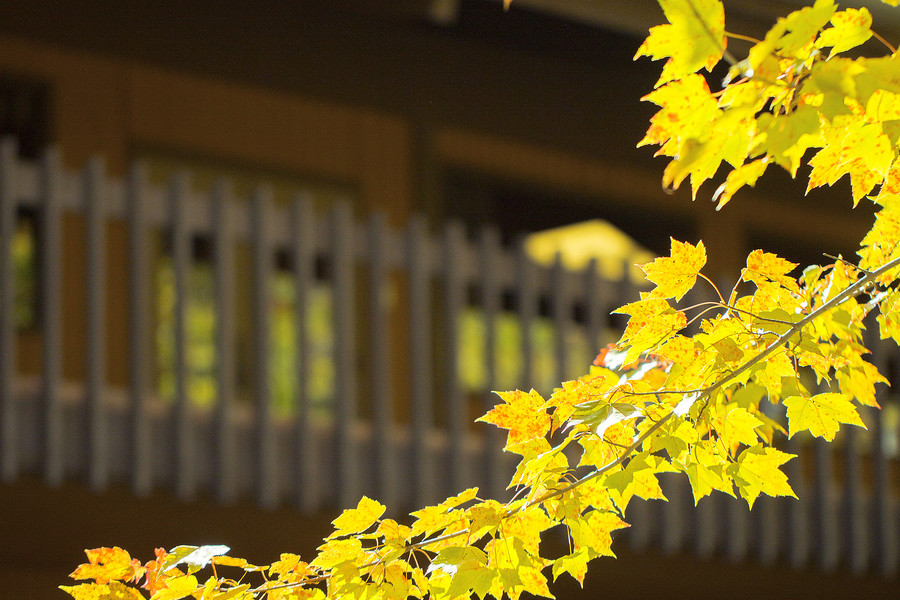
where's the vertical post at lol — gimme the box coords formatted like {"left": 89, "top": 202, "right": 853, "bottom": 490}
{"left": 408, "top": 215, "right": 433, "bottom": 508}
{"left": 40, "top": 148, "right": 64, "bottom": 486}
{"left": 694, "top": 495, "right": 719, "bottom": 558}
{"left": 757, "top": 401, "right": 782, "bottom": 564}
{"left": 550, "top": 254, "right": 568, "bottom": 385}
{"left": 871, "top": 393, "right": 895, "bottom": 576}
{"left": 333, "top": 200, "right": 359, "bottom": 508}
{"left": 292, "top": 195, "right": 317, "bottom": 511}
{"left": 443, "top": 220, "right": 467, "bottom": 494}
{"left": 85, "top": 157, "right": 108, "bottom": 491}
{"left": 128, "top": 162, "right": 153, "bottom": 495}
{"left": 583, "top": 258, "right": 603, "bottom": 363}
{"left": 170, "top": 172, "right": 194, "bottom": 500}
{"left": 661, "top": 478, "right": 687, "bottom": 555}
{"left": 868, "top": 341, "right": 896, "bottom": 577}
{"left": 0, "top": 139, "right": 18, "bottom": 482}
{"left": 727, "top": 493, "right": 751, "bottom": 562}
{"left": 814, "top": 437, "right": 837, "bottom": 571}
{"left": 787, "top": 435, "right": 809, "bottom": 568}
{"left": 479, "top": 226, "right": 504, "bottom": 500}
{"left": 515, "top": 239, "right": 536, "bottom": 392}
{"left": 369, "top": 211, "right": 396, "bottom": 507}
{"left": 843, "top": 412, "right": 866, "bottom": 574}
{"left": 252, "top": 186, "right": 278, "bottom": 508}
{"left": 213, "top": 179, "right": 236, "bottom": 503}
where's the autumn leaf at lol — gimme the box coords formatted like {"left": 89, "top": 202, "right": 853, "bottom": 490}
{"left": 60, "top": 582, "right": 145, "bottom": 600}
{"left": 768, "top": 0, "right": 836, "bottom": 59}
{"left": 328, "top": 496, "right": 386, "bottom": 539}
{"left": 641, "top": 238, "right": 706, "bottom": 301}
{"left": 310, "top": 538, "right": 363, "bottom": 570}
{"left": 743, "top": 249, "right": 799, "bottom": 292}
{"left": 567, "top": 509, "right": 628, "bottom": 558}
{"left": 728, "top": 444, "right": 797, "bottom": 508}
{"left": 409, "top": 503, "right": 466, "bottom": 538}
{"left": 712, "top": 158, "right": 769, "bottom": 209}
{"left": 70, "top": 547, "right": 145, "bottom": 585}
{"left": 150, "top": 574, "right": 199, "bottom": 600}
{"left": 756, "top": 106, "right": 823, "bottom": 176}
{"left": 638, "top": 74, "right": 719, "bottom": 156}
{"left": 477, "top": 389, "right": 551, "bottom": 450}
{"left": 613, "top": 298, "right": 687, "bottom": 364}
{"left": 176, "top": 545, "right": 230, "bottom": 570}
{"left": 807, "top": 116, "right": 894, "bottom": 204}
{"left": 634, "top": 0, "right": 726, "bottom": 86}
{"left": 816, "top": 7, "right": 872, "bottom": 55}
{"left": 784, "top": 392, "right": 866, "bottom": 441}
{"left": 711, "top": 406, "right": 763, "bottom": 448}
{"left": 551, "top": 549, "right": 590, "bottom": 586}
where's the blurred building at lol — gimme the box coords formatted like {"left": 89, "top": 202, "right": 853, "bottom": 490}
{"left": 0, "top": 1, "right": 896, "bottom": 598}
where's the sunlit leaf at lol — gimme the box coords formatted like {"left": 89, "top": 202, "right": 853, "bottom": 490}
{"left": 784, "top": 392, "right": 866, "bottom": 441}
{"left": 329, "top": 496, "right": 386, "bottom": 539}
{"left": 70, "top": 548, "right": 145, "bottom": 585}
{"left": 816, "top": 7, "right": 872, "bottom": 55}
{"left": 641, "top": 238, "right": 706, "bottom": 301}
{"left": 634, "top": 0, "right": 726, "bottom": 86}
{"left": 729, "top": 444, "right": 797, "bottom": 508}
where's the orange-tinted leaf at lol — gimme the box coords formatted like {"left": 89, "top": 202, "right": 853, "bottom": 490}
{"left": 150, "top": 574, "right": 199, "bottom": 600}
{"left": 638, "top": 74, "right": 719, "bottom": 155}
{"left": 743, "top": 249, "right": 799, "bottom": 292}
{"left": 816, "top": 7, "right": 872, "bottom": 55}
{"left": 70, "top": 547, "right": 145, "bottom": 585}
{"left": 477, "top": 389, "right": 550, "bottom": 450}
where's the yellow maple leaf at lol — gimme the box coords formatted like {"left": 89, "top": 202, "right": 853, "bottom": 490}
{"left": 743, "top": 249, "right": 799, "bottom": 292}
{"left": 310, "top": 538, "right": 363, "bottom": 570}
{"left": 60, "top": 582, "right": 144, "bottom": 600}
{"left": 328, "top": 496, "right": 386, "bottom": 539}
{"left": 638, "top": 74, "right": 720, "bottom": 155}
{"left": 807, "top": 117, "right": 894, "bottom": 204}
{"left": 783, "top": 392, "right": 866, "bottom": 441}
{"left": 477, "top": 389, "right": 550, "bottom": 450}
{"left": 150, "top": 574, "right": 198, "bottom": 600}
{"left": 729, "top": 444, "right": 796, "bottom": 508}
{"left": 641, "top": 239, "right": 706, "bottom": 301}
{"left": 568, "top": 509, "right": 628, "bottom": 558}
{"left": 753, "top": 350, "right": 796, "bottom": 398}
{"left": 712, "top": 406, "right": 763, "bottom": 448}
{"left": 634, "top": 0, "right": 725, "bottom": 86}
{"left": 70, "top": 548, "right": 145, "bottom": 585}
{"left": 613, "top": 298, "right": 687, "bottom": 364}
{"left": 816, "top": 7, "right": 872, "bottom": 55}
{"left": 712, "top": 157, "right": 769, "bottom": 209}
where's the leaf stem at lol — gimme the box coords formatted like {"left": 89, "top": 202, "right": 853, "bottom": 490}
{"left": 872, "top": 30, "right": 897, "bottom": 55}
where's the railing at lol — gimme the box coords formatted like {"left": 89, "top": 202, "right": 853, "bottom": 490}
{"left": 0, "top": 140, "right": 897, "bottom": 577}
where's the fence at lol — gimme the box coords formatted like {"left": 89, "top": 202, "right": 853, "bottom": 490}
{"left": 0, "top": 139, "right": 897, "bottom": 577}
